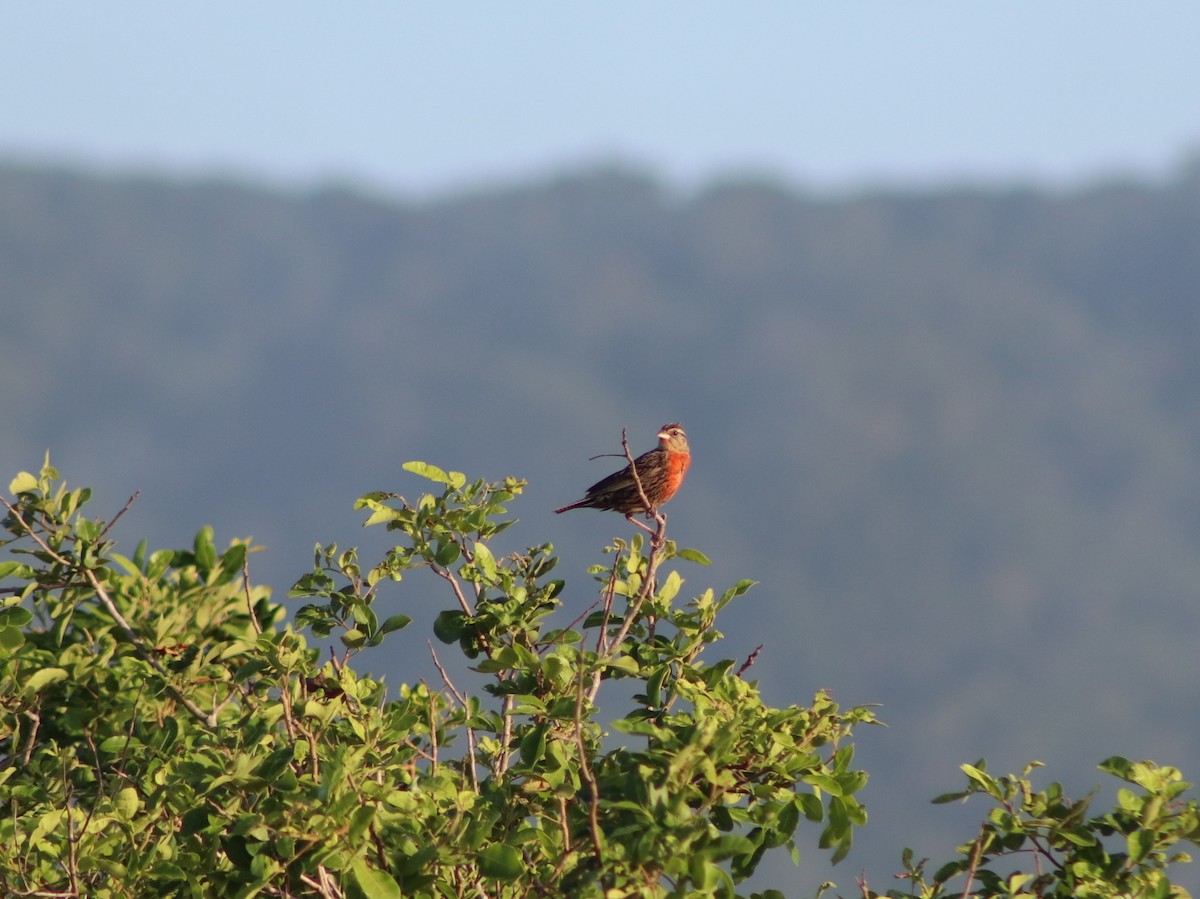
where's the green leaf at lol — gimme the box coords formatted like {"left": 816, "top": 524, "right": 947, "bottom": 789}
{"left": 933, "top": 859, "right": 970, "bottom": 884}
{"left": 657, "top": 569, "right": 683, "bottom": 603}
{"left": 805, "top": 773, "right": 843, "bottom": 796}
{"left": 435, "top": 540, "right": 461, "bottom": 566}
{"left": 0, "top": 607, "right": 33, "bottom": 628}
{"left": 351, "top": 603, "right": 379, "bottom": 634}
{"left": 776, "top": 799, "right": 801, "bottom": 838}
{"left": 717, "top": 578, "right": 758, "bottom": 609}
{"left": 8, "top": 471, "right": 38, "bottom": 494}
{"left": 1059, "top": 827, "right": 1097, "bottom": 847}
{"left": 349, "top": 857, "right": 402, "bottom": 899}
{"left": 476, "top": 843, "right": 523, "bottom": 881}
{"left": 473, "top": 541, "right": 497, "bottom": 581}
{"left": 194, "top": 526, "right": 218, "bottom": 574}
{"left": 0, "top": 626, "right": 25, "bottom": 653}
{"left": 606, "top": 654, "right": 641, "bottom": 676}
{"left": 676, "top": 547, "right": 712, "bottom": 565}
{"left": 24, "top": 667, "right": 69, "bottom": 694}
{"left": 0, "top": 561, "right": 35, "bottom": 579}
{"left": 433, "top": 609, "right": 467, "bottom": 644}
{"left": 234, "top": 659, "right": 270, "bottom": 683}
{"left": 363, "top": 505, "right": 402, "bottom": 526}
{"left": 180, "top": 806, "right": 212, "bottom": 836}
{"left": 797, "top": 793, "right": 824, "bottom": 822}
{"left": 219, "top": 542, "right": 247, "bottom": 578}
{"left": 253, "top": 747, "right": 295, "bottom": 782}
{"left": 75, "top": 517, "right": 100, "bottom": 541}
{"left": 1099, "top": 756, "right": 1134, "bottom": 780}
{"left": 520, "top": 723, "right": 548, "bottom": 767}
{"left": 1127, "top": 828, "right": 1152, "bottom": 862}
{"left": 99, "top": 735, "right": 144, "bottom": 753}
{"left": 931, "top": 790, "right": 971, "bottom": 804}
{"left": 114, "top": 787, "right": 140, "bottom": 820}
{"left": 348, "top": 805, "right": 376, "bottom": 843}
{"left": 961, "top": 763, "right": 1002, "bottom": 797}
{"left": 403, "top": 460, "right": 453, "bottom": 485}
{"left": 379, "top": 614, "right": 412, "bottom": 635}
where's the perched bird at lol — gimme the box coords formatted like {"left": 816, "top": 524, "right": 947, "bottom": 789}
{"left": 555, "top": 423, "right": 691, "bottom": 533}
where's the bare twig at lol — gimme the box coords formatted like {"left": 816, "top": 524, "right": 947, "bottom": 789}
{"left": 496, "top": 693, "right": 515, "bottom": 777}
{"left": 19, "top": 709, "right": 40, "bottom": 765}
{"left": 420, "top": 678, "right": 440, "bottom": 775}
{"left": 428, "top": 642, "right": 479, "bottom": 792}
{"left": 574, "top": 661, "right": 604, "bottom": 864}
{"left": 96, "top": 490, "right": 140, "bottom": 541}
{"left": 959, "top": 824, "right": 988, "bottom": 899}
{"left": 298, "top": 867, "right": 343, "bottom": 899}
{"left": 602, "top": 538, "right": 664, "bottom": 659}
{"left": 242, "top": 554, "right": 263, "bottom": 635}
{"left": 585, "top": 553, "right": 623, "bottom": 704}
{"left": 621, "top": 428, "right": 653, "bottom": 517}
{"left": 594, "top": 553, "right": 621, "bottom": 656}
{"left": 619, "top": 428, "right": 662, "bottom": 540}
{"left": 62, "top": 757, "right": 80, "bottom": 896}
{"left": 279, "top": 670, "right": 300, "bottom": 744}
{"left": 854, "top": 871, "right": 872, "bottom": 898}
{"left": 736, "top": 644, "right": 763, "bottom": 678}
{"left": 433, "top": 564, "right": 475, "bottom": 616}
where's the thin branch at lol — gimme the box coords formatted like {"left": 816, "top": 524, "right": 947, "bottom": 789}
{"left": 736, "top": 644, "right": 763, "bottom": 677}
{"left": 96, "top": 490, "right": 140, "bottom": 541}
{"left": 621, "top": 428, "right": 654, "bottom": 517}
{"left": 279, "top": 670, "right": 300, "bottom": 745}
{"left": 420, "top": 678, "right": 440, "bottom": 775}
{"left": 496, "top": 693, "right": 515, "bottom": 777}
{"left": 428, "top": 642, "right": 478, "bottom": 792}
{"left": 433, "top": 564, "right": 475, "bottom": 616}
{"left": 574, "top": 660, "right": 604, "bottom": 865}
{"left": 20, "top": 708, "right": 40, "bottom": 765}
{"left": 602, "top": 531, "right": 665, "bottom": 659}
{"left": 242, "top": 554, "right": 263, "bottom": 636}
{"left": 585, "top": 553, "right": 622, "bottom": 704}
{"left": 959, "top": 824, "right": 988, "bottom": 899}
{"left": 594, "top": 553, "right": 621, "bottom": 656}
{"left": 61, "top": 757, "right": 80, "bottom": 897}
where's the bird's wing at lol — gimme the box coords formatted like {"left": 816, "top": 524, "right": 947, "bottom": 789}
{"left": 583, "top": 462, "right": 636, "bottom": 498}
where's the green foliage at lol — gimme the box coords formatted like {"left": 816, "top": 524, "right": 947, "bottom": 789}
{"left": 5, "top": 456, "right": 1196, "bottom": 897}
{"left": 1, "top": 456, "right": 877, "bottom": 897}
{"left": 875, "top": 759, "right": 1200, "bottom": 899}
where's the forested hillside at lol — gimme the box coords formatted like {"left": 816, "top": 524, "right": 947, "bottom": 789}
{"left": 3, "top": 158, "right": 1199, "bottom": 892}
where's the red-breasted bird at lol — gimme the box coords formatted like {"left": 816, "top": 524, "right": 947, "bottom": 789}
{"left": 554, "top": 423, "right": 691, "bottom": 533}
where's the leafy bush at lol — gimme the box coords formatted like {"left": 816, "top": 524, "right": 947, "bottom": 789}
{"left": 1, "top": 455, "right": 875, "bottom": 898}
{"left": 3, "top": 456, "right": 1196, "bottom": 897}
{"left": 875, "top": 758, "right": 1200, "bottom": 899}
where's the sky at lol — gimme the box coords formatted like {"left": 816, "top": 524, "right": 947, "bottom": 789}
{"left": 5, "top": 3, "right": 1200, "bottom": 197}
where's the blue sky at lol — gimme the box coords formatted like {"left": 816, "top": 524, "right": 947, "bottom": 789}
{"left": 6, "top": 3, "right": 1200, "bottom": 195}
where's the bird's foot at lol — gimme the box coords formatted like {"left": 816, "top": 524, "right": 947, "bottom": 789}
{"left": 625, "top": 511, "right": 668, "bottom": 549}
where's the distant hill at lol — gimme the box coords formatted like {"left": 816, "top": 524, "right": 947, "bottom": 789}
{"left": 3, "top": 158, "right": 1199, "bottom": 893}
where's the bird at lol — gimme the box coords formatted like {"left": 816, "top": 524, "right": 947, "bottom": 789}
{"left": 554, "top": 423, "right": 691, "bottom": 534}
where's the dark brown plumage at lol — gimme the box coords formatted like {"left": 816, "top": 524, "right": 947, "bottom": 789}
{"left": 555, "top": 424, "right": 691, "bottom": 532}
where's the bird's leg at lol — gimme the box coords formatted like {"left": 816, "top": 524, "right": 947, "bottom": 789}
{"left": 624, "top": 512, "right": 657, "bottom": 535}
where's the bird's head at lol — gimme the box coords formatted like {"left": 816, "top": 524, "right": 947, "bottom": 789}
{"left": 657, "top": 423, "right": 689, "bottom": 454}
